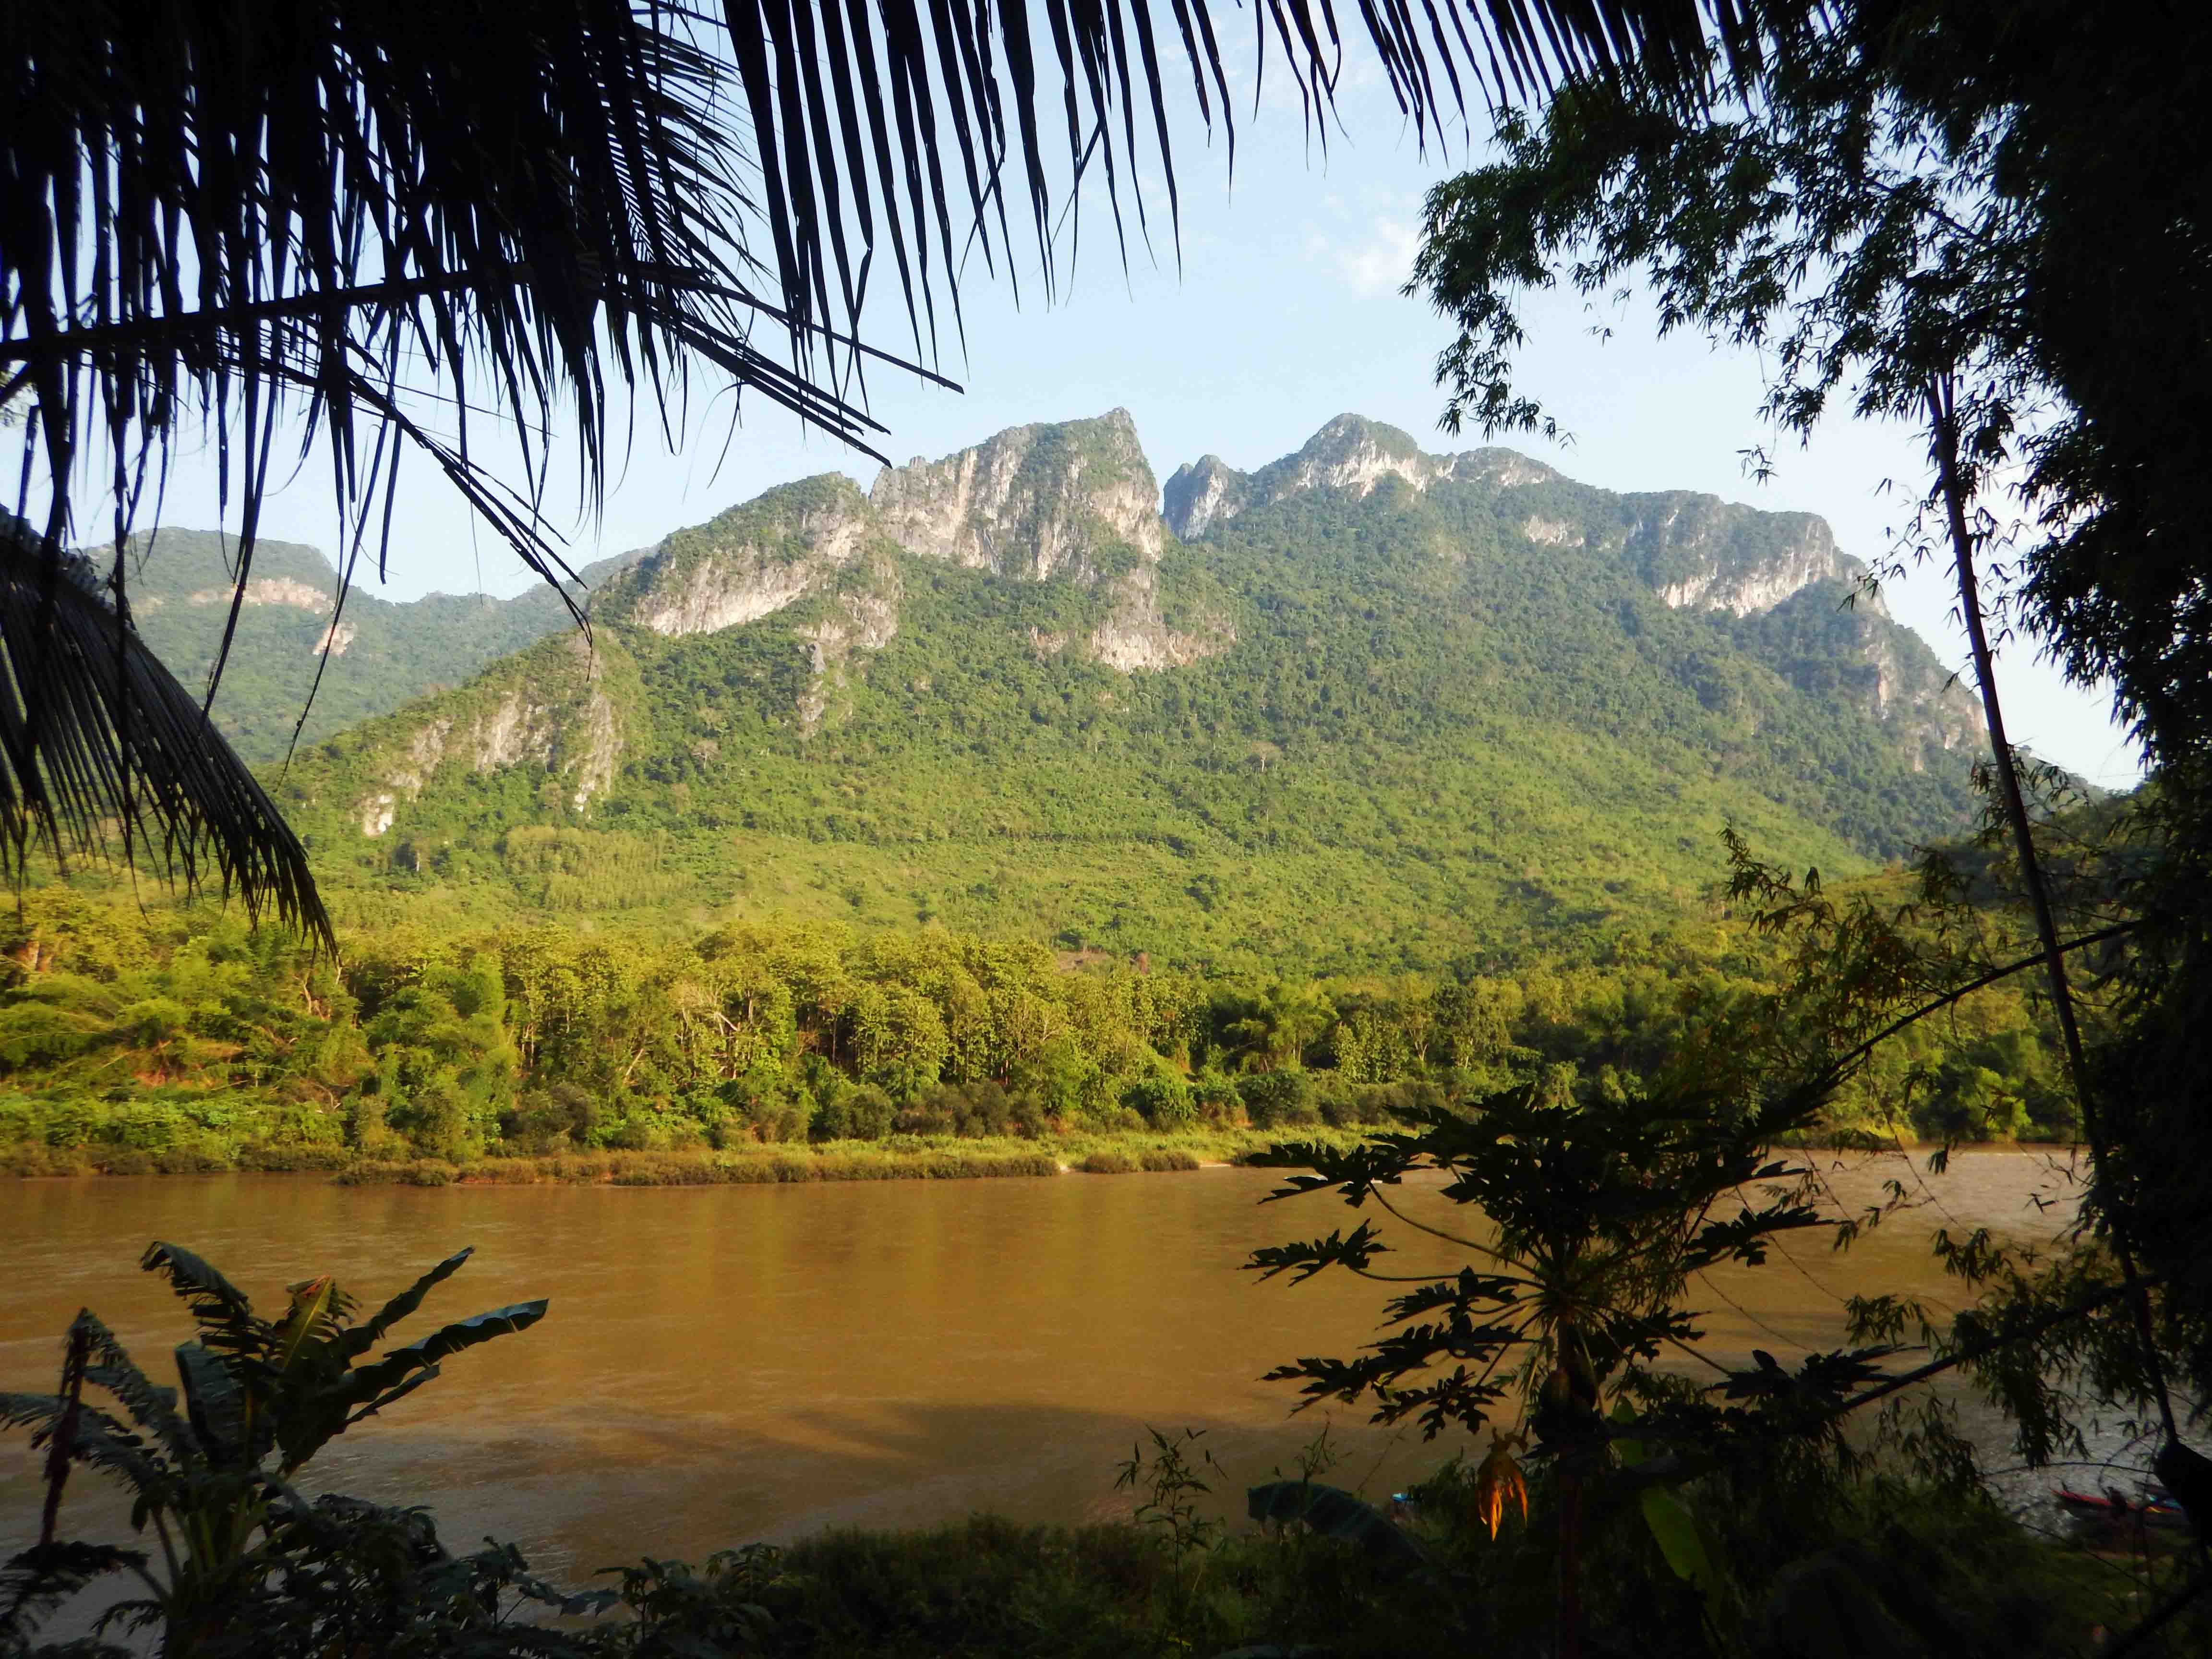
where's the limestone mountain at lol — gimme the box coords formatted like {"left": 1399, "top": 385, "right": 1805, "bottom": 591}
{"left": 119, "top": 529, "right": 647, "bottom": 763}
{"left": 242, "top": 409, "right": 1982, "bottom": 973}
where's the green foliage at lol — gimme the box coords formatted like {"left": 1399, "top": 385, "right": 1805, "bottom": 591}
{"left": 0, "top": 839, "right": 2080, "bottom": 1175}
{"left": 238, "top": 429, "right": 1994, "bottom": 977}
{"left": 120, "top": 532, "right": 630, "bottom": 766}
{"left": 0, "top": 1243, "right": 543, "bottom": 1656}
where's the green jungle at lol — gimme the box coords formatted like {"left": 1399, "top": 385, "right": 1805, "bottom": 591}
{"left": 5, "top": 410, "right": 2047, "bottom": 1179}
{"left": 11, "top": 0, "right": 2212, "bottom": 1653}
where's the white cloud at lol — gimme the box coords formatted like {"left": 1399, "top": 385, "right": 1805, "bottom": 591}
{"left": 1330, "top": 215, "right": 1421, "bottom": 298}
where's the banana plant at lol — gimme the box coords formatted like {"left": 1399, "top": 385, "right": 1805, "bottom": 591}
{"left": 1, "top": 1242, "right": 544, "bottom": 1657}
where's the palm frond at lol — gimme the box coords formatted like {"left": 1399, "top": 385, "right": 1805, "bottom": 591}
{"left": 0, "top": 524, "right": 331, "bottom": 945}
{"left": 71, "top": 1311, "right": 197, "bottom": 1469}
{"left": 2, "top": 0, "right": 1804, "bottom": 914}
{"left": 140, "top": 1244, "right": 262, "bottom": 1348}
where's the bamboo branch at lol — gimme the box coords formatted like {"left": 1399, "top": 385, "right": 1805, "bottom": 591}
{"left": 1924, "top": 372, "right": 2178, "bottom": 1446}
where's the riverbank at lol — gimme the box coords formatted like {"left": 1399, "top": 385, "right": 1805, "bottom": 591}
{"left": 0, "top": 1125, "right": 1383, "bottom": 1183}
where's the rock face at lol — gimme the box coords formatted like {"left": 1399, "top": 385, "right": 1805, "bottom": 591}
{"left": 1163, "top": 415, "right": 1560, "bottom": 539}
{"left": 1166, "top": 414, "right": 1984, "bottom": 769}
{"left": 186, "top": 577, "right": 333, "bottom": 613}
{"left": 345, "top": 632, "right": 635, "bottom": 836}
{"left": 609, "top": 476, "right": 878, "bottom": 639}
{"left": 1622, "top": 493, "right": 1848, "bottom": 618}
{"left": 872, "top": 409, "right": 1165, "bottom": 579}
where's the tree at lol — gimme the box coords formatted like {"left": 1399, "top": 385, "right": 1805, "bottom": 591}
{"left": 0, "top": 0, "right": 1762, "bottom": 919}
{"left": 1402, "top": 0, "right": 2212, "bottom": 1549}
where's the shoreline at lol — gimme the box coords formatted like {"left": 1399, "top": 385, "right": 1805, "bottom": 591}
{"left": 0, "top": 1129, "right": 2081, "bottom": 1185}
{"left": 0, "top": 1127, "right": 1381, "bottom": 1185}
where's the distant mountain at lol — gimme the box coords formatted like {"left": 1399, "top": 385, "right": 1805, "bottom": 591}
{"left": 120, "top": 529, "right": 647, "bottom": 762}
{"left": 230, "top": 409, "right": 1982, "bottom": 973}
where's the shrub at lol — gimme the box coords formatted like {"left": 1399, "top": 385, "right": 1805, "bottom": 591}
{"left": 1121, "top": 1066, "right": 1197, "bottom": 1130}
{"left": 1237, "top": 1070, "right": 1318, "bottom": 1130}
{"left": 500, "top": 1082, "right": 596, "bottom": 1153}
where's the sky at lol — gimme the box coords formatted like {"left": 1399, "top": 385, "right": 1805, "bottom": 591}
{"left": 22, "top": 67, "right": 2144, "bottom": 789}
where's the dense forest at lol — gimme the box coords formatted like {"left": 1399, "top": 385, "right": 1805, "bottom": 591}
{"left": 7, "top": 420, "right": 2059, "bottom": 1174}
{"left": 0, "top": 855, "right": 2072, "bottom": 1176}
{"left": 234, "top": 416, "right": 1995, "bottom": 977}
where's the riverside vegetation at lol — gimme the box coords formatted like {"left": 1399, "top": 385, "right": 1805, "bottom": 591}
{"left": 0, "top": 411, "right": 2076, "bottom": 1179}
{"left": 0, "top": 850, "right": 2079, "bottom": 1180}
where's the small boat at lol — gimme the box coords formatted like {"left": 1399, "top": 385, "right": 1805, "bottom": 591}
{"left": 2055, "top": 1487, "right": 2190, "bottom": 1530}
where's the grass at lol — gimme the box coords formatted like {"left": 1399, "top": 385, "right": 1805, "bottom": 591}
{"left": 316, "top": 1126, "right": 1368, "bottom": 1187}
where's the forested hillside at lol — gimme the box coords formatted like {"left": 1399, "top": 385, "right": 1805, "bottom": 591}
{"left": 122, "top": 529, "right": 644, "bottom": 761}
{"left": 0, "top": 871, "right": 2069, "bottom": 1177}
{"left": 247, "top": 411, "right": 1984, "bottom": 975}
{"left": 2, "top": 414, "right": 2048, "bottom": 1174}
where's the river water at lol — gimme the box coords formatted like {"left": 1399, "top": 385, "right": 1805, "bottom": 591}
{"left": 0, "top": 1151, "right": 2094, "bottom": 1590}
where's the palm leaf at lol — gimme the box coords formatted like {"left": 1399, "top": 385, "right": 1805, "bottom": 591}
{"left": 140, "top": 1244, "right": 262, "bottom": 1352}
{"left": 348, "top": 1301, "right": 551, "bottom": 1400}
{"left": 2, "top": 0, "right": 1798, "bottom": 909}
{"left": 0, "top": 1395, "right": 179, "bottom": 1508}
{"left": 0, "top": 529, "right": 331, "bottom": 943}
{"left": 270, "top": 1277, "right": 342, "bottom": 1381}
{"left": 172, "top": 1343, "right": 247, "bottom": 1468}
{"left": 1, "top": 1540, "right": 145, "bottom": 1647}
{"left": 279, "top": 1298, "right": 548, "bottom": 1470}
{"left": 72, "top": 1312, "right": 195, "bottom": 1467}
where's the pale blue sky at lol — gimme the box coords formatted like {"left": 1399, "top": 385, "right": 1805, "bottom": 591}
{"left": 27, "top": 72, "right": 2144, "bottom": 787}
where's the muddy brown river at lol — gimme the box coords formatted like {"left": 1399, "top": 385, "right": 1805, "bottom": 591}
{"left": 0, "top": 1152, "right": 2091, "bottom": 1591}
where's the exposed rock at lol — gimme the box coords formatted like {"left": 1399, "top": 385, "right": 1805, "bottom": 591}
{"left": 561, "top": 688, "right": 624, "bottom": 809}
{"left": 872, "top": 409, "right": 1164, "bottom": 581}
{"left": 616, "top": 478, "right": 875, "bottom": 637}
{"left": 1161, "top": 456, "right": 1250, "bottom": 541}
{"left": 466, "top": 692, "right": 556, "bottom": 773}
{"left": 350, "top": 633, "right": 635, "bottom": 834}
{"left": 1165, "top": 416, "right": 1564, "bottom": 538}
{"left": 1626, "top": 494, "right": 1846, "bottom": 618}
{"left": 1087, "top": 566, "right": 1236, "bottom": 671}
{"left": 356, "top": 719, "right": 453, "bottom": 837}
{"left": 312, "top": 620, "right": 357, "bottom": 657}
{"left": 797, "top": 570, "right": 902, "bottom": 733}
{"left": 187, "top": 577, "right": 333, "bottom": 613}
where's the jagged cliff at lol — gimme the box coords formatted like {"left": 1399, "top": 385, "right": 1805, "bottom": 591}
{"left": 240, "top": 408, "right": 1994, "bottom": 968}
{"left": 1163, "top": 414, "right": 1984, "bottom": 770}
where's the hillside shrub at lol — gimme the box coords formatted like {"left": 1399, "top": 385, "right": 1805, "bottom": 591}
{"left": 1238, "top": 1069, "right": 1318, "bottom": 1130}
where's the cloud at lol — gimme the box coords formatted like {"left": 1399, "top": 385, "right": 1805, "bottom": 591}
{"left": 1329, "top": 216, "right": 1421, "bottom": 298}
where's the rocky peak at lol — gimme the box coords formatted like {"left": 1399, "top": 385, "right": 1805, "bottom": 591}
{"left": 871, "top": 409, "right": 1164, "bottom": 581}
{"left": 601, "top": 475, "right": 878, "bottom": 639}
{"left": 1161, "top": 455, "right": 1248, "bottom": 541}
{"left": 1622, "top": 493, "right": 1850, "bottom": 619}
{"left": 1163, "top": 415, "right": 1563, "bottom": 539}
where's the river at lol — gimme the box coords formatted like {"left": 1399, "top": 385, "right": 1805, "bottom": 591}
{"left": 0, "top": 1150, "right": 2093, "bottom": 1591}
